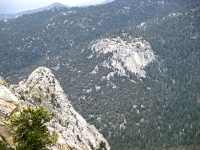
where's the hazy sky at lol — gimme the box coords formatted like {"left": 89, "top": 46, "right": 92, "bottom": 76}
{"left": 0, "top": 0, "right": 105, "bottom": 14}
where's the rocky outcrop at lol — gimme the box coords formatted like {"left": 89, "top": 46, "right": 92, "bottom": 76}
{"left": 9, "top": 67, "right": 110, "bottom": 150}
{"left": 0, "top": 82, "right": 18, "bottom": 146}
{"left": 0, "top": 86, "right": 18, "bottom": 117}
{"left": 90, "top": 37, "right": 155, "bottom": 77}
{"left": 0, "top": 76, "right": 8, "bottom": 86}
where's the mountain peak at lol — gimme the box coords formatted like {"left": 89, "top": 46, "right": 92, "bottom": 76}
{"left": 0, "top": 67, "right": 110, "bottom": 150}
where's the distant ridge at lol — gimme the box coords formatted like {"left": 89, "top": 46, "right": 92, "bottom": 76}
{"left": 101, "top": 0, "right": 115, "bottom": 4}
{"left": 18, "top": 2, "right": 69, "bottom": 14}
{"left": 0, "top": 3, "right": 69, "bottom": 20}
{"left": 75, "top": 0, "right": 115, "bottom": 7}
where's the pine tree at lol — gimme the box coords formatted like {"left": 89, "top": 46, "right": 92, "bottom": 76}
{"left": 8, "top": 106, "right": 57, "bottom": 150}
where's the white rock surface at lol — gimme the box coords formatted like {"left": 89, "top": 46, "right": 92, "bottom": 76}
{"left": 0, "top": 85, "right": 18, "bottom": 117}
{"left": 90, "top": 37, "right": 155, "bottom": 77}
{"left": 0, "top": 82, "right": 19, "bottom": 147}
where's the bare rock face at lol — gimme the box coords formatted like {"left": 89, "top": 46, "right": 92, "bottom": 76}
{"left": 0, "top": 76, "right": 8, "bottom": 86}
{"left": 90, "top": 37, "right": 155, "bottom": 77}
{"left": 0, "top": 86, "right": 18, "bottom": 117}
{"left": 0, "top": 82, "right": 18, "bottom": 146}
{"left": 12, "top": 67, "right": 110, "bottom": 150}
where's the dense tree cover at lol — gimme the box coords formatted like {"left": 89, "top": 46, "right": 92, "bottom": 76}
{"left": 8, "top": 106, "right": 57, "bottom": 150}
{"left": 0, "top": 0, "right": 200, "bottom": 150}
{"left": 0, "top": 0, "right": 186, "bottom": 78}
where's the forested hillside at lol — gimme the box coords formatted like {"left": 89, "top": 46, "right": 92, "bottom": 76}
{"left": 0, "top": 0, "right": 200, "bottom": 149}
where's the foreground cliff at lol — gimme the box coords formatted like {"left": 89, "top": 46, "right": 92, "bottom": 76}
{"left": 0, "top": 67, "right": 110, "bottom": 150}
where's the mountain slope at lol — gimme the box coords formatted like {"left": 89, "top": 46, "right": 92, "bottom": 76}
{"left": 0, "top": 0, "right": 185, "bottom": 78}
{"left": 0, "top": 0, "right": 200, "bottom": 149}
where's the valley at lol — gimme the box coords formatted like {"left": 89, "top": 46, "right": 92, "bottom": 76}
{"left": 0, "top": 0, "right": 200, "bottom": 149}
